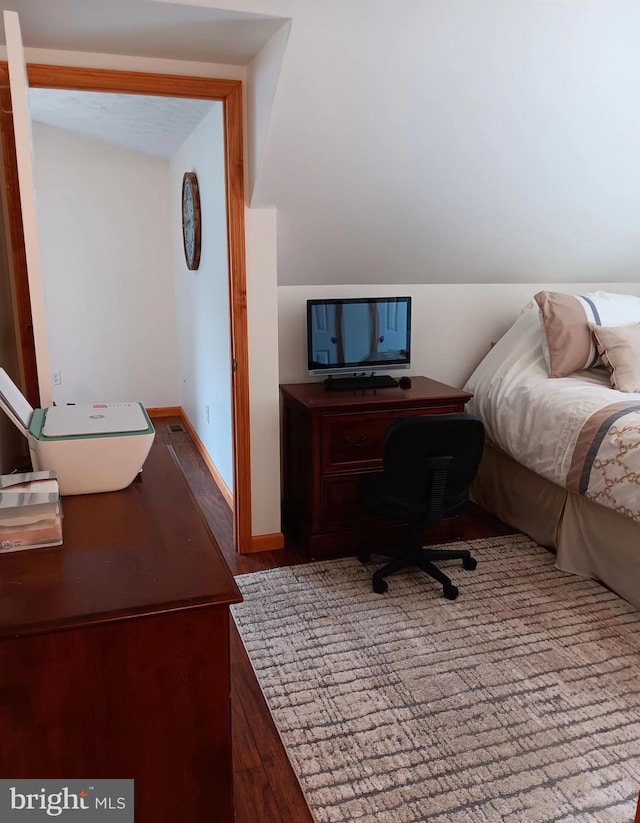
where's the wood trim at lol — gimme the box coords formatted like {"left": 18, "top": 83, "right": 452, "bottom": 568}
{"left": 249, "top": 533, "right": 285, "bottom": 553}
{"left": 1, "top": 63, "right": 251, "bottom": 554}
{"left": 179, "top": 408, "right": 234, "bottom": 510}
{"left": 0, "top": 63, "right": 38, "bottom": 406}
{"left": 146, "top": 406, "right": 182, "bottom": 418}
{"left": 25, "top": 66, "right": 242, "bottom": 99}
{"left": 223, "top": 79, "right": 252, "bottom": 555}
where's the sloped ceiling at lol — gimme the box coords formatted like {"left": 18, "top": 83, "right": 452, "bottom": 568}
{"left": 29, "top": 89, "right": 218, "bottom": 158}
{"left": 3, "top": 0, "right": 640, "bottom": 289}
{"left": 0, "top": 0, "right": 288, "bottom": 64}
{"left": 0, "top": 0, "right": 291, "bottom": 204}
{"left": 250, "top": 0, "right": 640, "bottom": 286}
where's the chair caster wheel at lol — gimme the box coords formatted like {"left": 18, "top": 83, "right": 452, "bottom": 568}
{"left": 463, "top": 556, "right": 477, "bottom": 571}
{"left": 372, "top": 577, "right": 388, "bottom": 594}
{"left": 357, "top": 549, "right": 371, "bottom": 563}
{"left": 443, "top": 584, "right": 459, "bottom": 600}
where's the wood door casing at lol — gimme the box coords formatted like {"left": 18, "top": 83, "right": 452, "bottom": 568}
{"left": 0, "top": 64, "right": 38, "bottom": 404}
{"left": 0, "top": 63, "right": 252, "bottom": 553}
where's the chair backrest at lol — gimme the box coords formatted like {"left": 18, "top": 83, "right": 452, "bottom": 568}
{"left": 381, "top": 413, "right": 485, "bottom": 518}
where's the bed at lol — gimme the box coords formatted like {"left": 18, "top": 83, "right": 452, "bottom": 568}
{"left": 464, "top": 294, "right": 640, "bottom": 609}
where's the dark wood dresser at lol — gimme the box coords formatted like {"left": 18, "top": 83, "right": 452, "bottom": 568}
{"left": 280, "top": 377, "right": 472, "bottom": 558}
{"left": 0, "top": 445, "right": 241, "bottom": 823}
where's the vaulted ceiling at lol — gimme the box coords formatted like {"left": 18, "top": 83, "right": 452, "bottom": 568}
{"left": 1, "top": 1, "right": 288, "bottom": 160}
{"left": 0, "top": 0, "right": 288, "bottom": 64}
{"left": 29, "top": 89, "right": 218, "bottom": 159}
{"left": 3, "top": 1, "right": 640, "bottom": 288}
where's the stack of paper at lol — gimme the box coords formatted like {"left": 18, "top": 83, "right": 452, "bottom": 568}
{"left": 0, "top": 470, "right": 62, "bottom": 553}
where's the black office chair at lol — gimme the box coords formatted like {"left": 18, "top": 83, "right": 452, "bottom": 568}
{"left": 357, "top": 413, "right": 485, "bottom": 600}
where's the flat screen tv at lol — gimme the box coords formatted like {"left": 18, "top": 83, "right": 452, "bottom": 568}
{"left": 307, "top": 296, "right": 411, "bottom": 376}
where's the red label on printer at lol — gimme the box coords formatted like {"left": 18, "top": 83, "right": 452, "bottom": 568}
{"left": 92, "top": 404, "right": 108, "bottom": 408}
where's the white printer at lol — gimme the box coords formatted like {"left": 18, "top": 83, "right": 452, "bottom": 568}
{"left": 0, "top": 368, "right": 155, "bottom": 495}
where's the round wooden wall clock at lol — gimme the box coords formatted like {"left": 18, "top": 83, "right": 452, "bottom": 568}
{"left": 182, "top": 172, "right": 201, "bottom": 270}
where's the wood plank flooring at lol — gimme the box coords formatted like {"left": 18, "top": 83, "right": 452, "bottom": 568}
{"left": 152, "top": 415, "right": 516, "bottom": 823}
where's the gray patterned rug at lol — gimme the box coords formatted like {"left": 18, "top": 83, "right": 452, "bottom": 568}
{"left": 231, "top": 534, "right": 640, "bottom": 823}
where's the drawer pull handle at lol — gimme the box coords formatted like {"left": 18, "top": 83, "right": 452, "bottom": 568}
{"left": 344, "top": 435, "right": 368, "bottom": 448}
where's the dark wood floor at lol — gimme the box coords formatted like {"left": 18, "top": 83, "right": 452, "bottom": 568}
{"left": 152, "top": 415, "right": 516, "bottom": 823}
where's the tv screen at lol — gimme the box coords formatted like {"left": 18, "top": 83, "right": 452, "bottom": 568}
{"left": 307, "top": 296, "right": 411, "bottom": 376}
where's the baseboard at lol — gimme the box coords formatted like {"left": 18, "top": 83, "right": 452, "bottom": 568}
{"left": 146, "top": 406, "right": 182, "bottom": 418}
{"left": 157, "top": 408, "right": 283, "bottom": 554}
{"left": 248, "top": 532, "right": 285, "bottom": 553}
{"left": 178, "top": 409, "right": 234, "bottom": 510}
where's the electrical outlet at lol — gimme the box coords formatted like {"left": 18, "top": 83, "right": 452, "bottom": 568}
{"left": 205, "top": 404, "right": 210, "bottom": 424}
{"left": 53, "top": 370, "right": 62, "bottom": 386}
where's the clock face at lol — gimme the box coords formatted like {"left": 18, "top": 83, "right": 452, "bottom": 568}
{"left": 182, "top": 172, "right": 201, "bottom": 270}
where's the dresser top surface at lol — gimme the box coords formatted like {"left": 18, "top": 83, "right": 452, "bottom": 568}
{"left": 280, "top": 376, "right": 472, "bottom": 411}
{"left": 0, "top": 445, "right": 241, "bottom": 639}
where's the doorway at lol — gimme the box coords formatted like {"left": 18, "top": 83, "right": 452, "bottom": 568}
{"left": 0, "top": 64, "right": 252, "bottom": 552}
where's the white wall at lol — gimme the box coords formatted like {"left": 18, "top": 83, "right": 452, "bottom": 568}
{"left": 252, "top": 0, "right": 640, "bottom": 288}
{"left": 279, "top": 283, "right": 640, "bottom": 390}
{"left": 32, "top": 121, "right": 179, "bottom": 406}
{"left": 170, "top": 105, "right": 234, "bottom": 491}
{"left": 246, "top": 21, "right": 291, "bottom": 200}
{"left": 245, "top": 207, "right": 280, "bottom": 534}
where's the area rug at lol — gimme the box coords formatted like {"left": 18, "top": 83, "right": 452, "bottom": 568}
{"left": 231, "top": 534, "right": 640, "bottom": 823}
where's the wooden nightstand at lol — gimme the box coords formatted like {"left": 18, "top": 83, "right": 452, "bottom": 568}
{"left": 280, "top": 377, "right": 472, "bottom": 558}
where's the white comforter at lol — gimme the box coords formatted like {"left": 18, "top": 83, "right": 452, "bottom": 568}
{"left": 464, "top": 302, "right": 640, "bottom": 522}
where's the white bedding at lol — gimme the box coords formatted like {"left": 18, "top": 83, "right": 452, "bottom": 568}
{"left": 464, "top": 301, "right": 640, "bottom": 522}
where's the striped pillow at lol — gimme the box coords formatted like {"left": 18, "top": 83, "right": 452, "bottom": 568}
{"left": 534, "top": 291, "right": 640, "bottom": 378}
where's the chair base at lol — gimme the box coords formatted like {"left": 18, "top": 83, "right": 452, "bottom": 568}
{"left": 357, "top": 545, "right": 477, "bottom": 600}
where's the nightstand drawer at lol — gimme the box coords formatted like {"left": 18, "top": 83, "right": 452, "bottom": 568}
{"left": 319, "top": 473, "right": 456, "bottom": 543}
{"left": 320, "top": 473, "right": 375, "bottom": 531}
{"left": 321, "top": 406, "right": 460, "bottom": 472}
